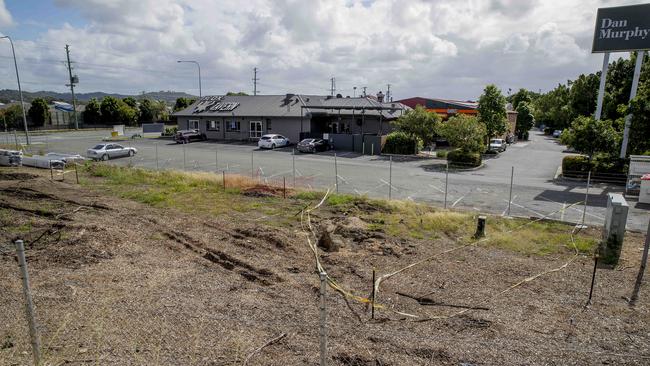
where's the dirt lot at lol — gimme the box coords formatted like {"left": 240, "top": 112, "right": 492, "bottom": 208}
{"left": 1, "top": 166, "right": 649, "bottom": 365}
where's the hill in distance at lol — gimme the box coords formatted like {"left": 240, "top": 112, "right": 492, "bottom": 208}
{"left": 0, "top": 89, "right": 198, "bottom": 105}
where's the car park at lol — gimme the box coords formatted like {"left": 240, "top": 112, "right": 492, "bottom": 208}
{"left": 258, "top": 134, "right": 290, "bottom": 149}
{"left": 488, "top": 138, "right": 507, "bottom": 152}
{"left": 297, "top": 138, "right": 329, "bottom": 153}
{"left": 86, "top": 144, "right": 137, "bottom": 161}
{"left": 552, "top": 129, "right": 563, "bottom": 138}
{"left": 174, "top": 129, "right": 207, "bottom": 144}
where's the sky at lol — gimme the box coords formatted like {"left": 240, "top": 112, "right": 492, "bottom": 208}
{"left": 0, "top": 0, "right": 643, "bottom": 101}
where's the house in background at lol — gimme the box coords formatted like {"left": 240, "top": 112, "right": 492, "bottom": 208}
{"left": 173, "top": 93, "right": 409, "bottom": 153}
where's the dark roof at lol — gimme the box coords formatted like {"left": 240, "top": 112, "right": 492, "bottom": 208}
{"left": 397, "top": 97, "right": 478, "bottom": 110}
{"left": 173, "top": 94, "right": 409, "bottom": 120}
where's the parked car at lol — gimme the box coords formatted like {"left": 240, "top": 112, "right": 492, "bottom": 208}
{"left": 87, "top": 143, "right": 137, "bottom": 161}
{"left": 258, "top": 134, "right": 290, "bottom": 149}
{"left": 488, "top": 138, "right": 507, "bottom": 152}
{"left": 297, "top": 138, "right": 329, "bottom": 153}
{"left": 175, "top": 129, "right": 207, "bottom": 143}
{"left": 552, "top": 129, "right": 563, "bottom": 138}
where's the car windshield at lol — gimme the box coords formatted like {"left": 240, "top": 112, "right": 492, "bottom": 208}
{"left": 490, "top": 139, "right": 502, "bottom": 144}
{"left": 261, "top": 136, "right": 271, "bottom": 140}
{"left": 300, "top": 139, "right": 314, "bottom": 143}
{"left": 92, "top": 145, "right": 105, "bottom": 149}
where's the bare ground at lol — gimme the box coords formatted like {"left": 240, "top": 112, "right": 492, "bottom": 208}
{"left": 1, "top": 167, "right": 650, "bottom": 365}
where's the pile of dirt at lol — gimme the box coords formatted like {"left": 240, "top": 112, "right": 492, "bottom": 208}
{"left": 1, "top": 166, "right": 649, "bottom": 366}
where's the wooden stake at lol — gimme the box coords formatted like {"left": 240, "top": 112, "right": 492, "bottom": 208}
{"left": 371, "top": 268, "right": 376, "bottom": 319}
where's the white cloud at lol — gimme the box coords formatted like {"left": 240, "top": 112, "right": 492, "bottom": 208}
{"left": 0, "top": 0, "right": 638, "bottom": 99}
{"left": 0, "top": 0, "right": 12, "bottom": 27}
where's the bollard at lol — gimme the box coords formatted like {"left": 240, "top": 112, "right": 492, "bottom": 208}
{"left": 362, "top": 141, "right": 365, "bottom": 155}
{"left": 371, "top": 143, "right": 374, "bottom": 156}
{"left": 444, "top": 162, "right": 449, "bottom": 209}
{"left": 15, "top": 240, "right": 42, "bottom": 366}
{"left": 474, "top": 215, "right": 486, "bottom": 238}
{"left": 334, "top": 153, "right": 339, "bottom": 194}
{"left": 319, "top": 272, "right": 328, "bottom": 366}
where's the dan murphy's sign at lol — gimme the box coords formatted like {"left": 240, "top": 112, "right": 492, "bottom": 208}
{"left": 592, "top": 3, "right": 650, "bottom": 53}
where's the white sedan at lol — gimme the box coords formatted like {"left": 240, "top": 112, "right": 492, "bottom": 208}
{"left": 258, "top": 134, "right": 290, "bottom": 149}
{"left": 87, "top": 143, "right": 137, "bottom": 161}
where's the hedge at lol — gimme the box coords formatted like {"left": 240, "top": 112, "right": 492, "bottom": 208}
{"left": 382, "top": 131, "right": 422, "bottom": 155}
{"left": 562, "top": 155, "right": 627, "bottom": 180}
{"left": 447, "top": 149, "right": 482, "bottom": 167}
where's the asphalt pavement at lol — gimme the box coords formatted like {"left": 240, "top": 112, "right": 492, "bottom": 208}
{"left": 3, "top": 128, "right": 648, "bottom": 231}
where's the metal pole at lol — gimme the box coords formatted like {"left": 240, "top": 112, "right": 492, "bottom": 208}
{"left": 319, "top": 271, "right": 328, "bottom": 366}
{"left": 362, "top": 141, "right": 365, "bottom": 155}
{"left": 65, "top": 45, "right": 79, "bottom": 130}
{"left": 14, "top": 129, "right": 18, "bottom": 150}
{"left": 283, "top": 177, "right": 286, "bottom": 199}
{"left": 594, "top": 52, "right": 610, "bottom": 121}
{"left": 197, "top": 62, "right": 202, "bottom": 98}
{"left": 215, "top": 147, "right": 218, "bottom": 172}
{"left": 371, "top": 268, "right": 376, "bottom": 319}
{"left": 629, "top": 217, "right": 650, "bottom": 306}
{"left": 14, "top": 240, "right": 42, "bottom": 366}
{"left": 155, "top": 143, "right": 159, "bottom": 170}
{"left": 292, "top": 148, "right": 296, "bottom": 188}
{"left": 183, "top": 141, "right": 186, "bottom": 171}
{"left": 588, "top": 256, "right": 598, "bottom": 305}
{"left": 334, "top": 153, "right": 338, "bottom": 193}
{"left": 388, "top": 156, "right": 392, "bottom": 200}
{"left": 74, "top": 163, "right": 79, "bottom": 184}
{"left": 222, "top": 171, "right": 226, "bottom": 191}
{"left": 251, "top": 150, "right": 254, "bottom": 179}
{"left": 1, "top": 36, "right": 30, "bottom": 144}
{"left": 507, "top": 166, "right": 514, "bottom": 216}
{"left": 620, "top": 51, "right": 645, "bottom": 158}
{"left": 371, "top": 143, "right": 374, "bottom": 156}
{"left": 444, "top": 162, "right": 449, "bottom": 209}
{"left": 581, "top": 171, "right": 591, "bottom": 226}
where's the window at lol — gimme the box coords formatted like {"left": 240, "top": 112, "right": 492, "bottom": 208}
{"left": 266, "top": 118, "right": 272, "bottom": 131}
{"left": 226, "top": 120, "right": 240, "bottom": 132}
{"left": 188, "top": 120, "right": 199, "bottom": 129}
{"left": 250, "top": 121, "right": 262, "bottom": 138}
{"left": 207, "top": 120, "right": 220, "bottom": 131}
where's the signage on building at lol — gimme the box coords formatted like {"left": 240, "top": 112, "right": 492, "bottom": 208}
{"left": 592, "top": 3, "right": 650, "bottom": 53}
{"left": 193, "top": 96, "right": 240, "bottom": 114}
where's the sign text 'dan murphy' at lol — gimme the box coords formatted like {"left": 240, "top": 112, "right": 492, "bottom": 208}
{"left": 592, "top": 4, "right": 650, "bottom": 53}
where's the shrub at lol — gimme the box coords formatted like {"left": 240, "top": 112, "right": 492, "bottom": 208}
{"left": 447, "top": 149, "right": 482, "bottom": 167}
{"left": 382, "top": 131, "right": 423, "bottom": 155}
{"left": 436, "top": 150, "right": 448, "bottom": 159}
{"left": 163, "top": 126, "right": 178, "bottom": 136}
{"left": 562, "top": 154, "right": 627, "bottom": 178}
{"left": 562, "top": 155, "right": 591, "bottom": 176}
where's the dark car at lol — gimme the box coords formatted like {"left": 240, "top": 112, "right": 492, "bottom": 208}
{"left": 174, "top": 129, "right": 206, "bottom": 143}
{"left": 297, "top": 138, "right": 329, "bottom": 153}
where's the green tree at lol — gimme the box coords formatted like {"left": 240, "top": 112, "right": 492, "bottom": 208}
{"left": 569, "top": 73, "right": 599, "bottom": 117}
{"left": 626, "top": 86, "right": 650, "bottom": 155}
{"left": 174, "top": 97, "right": 196, "bottom": 112}
{"left": 439, "top": 114, "right": 486, "bottom": 153}
{"left": 515, "top": 102, "right": 534, "bottom": 138}
{"left": 226, "top": 91, "right": 249, "bottom": 96}
{"left": 100, "top": 96, "right": 121, "bottom": 124}
{"left": 560, "top": 116, "right": 618, "bottom": 161}
{"left": 0, "top": 105, "right": 24, "bottom": 130}
{"left": 511, "top": 88, "right": 532, "bottom": 110}
{"left": 391, "top": 105, "right": 441, "bottom": 148}
{"left": 83, "top": 98, "right": 101, "bottom": 124}
{"left": 478, "top": 84, "right": 507, "bottom": 140}
{"left": 27, "top": 98, "right": 50, "bottom": 127}
{"left": 138, "top": 98, "right": 155, "bottom": 122}
{"left": 118, "top": 102, "right": 138, "bottom": 126}
{"left": 533, "top": 84, "right": 573, "bottom": 130}
{"left": 122, "top": 97, "right": 137, "bottom": 109}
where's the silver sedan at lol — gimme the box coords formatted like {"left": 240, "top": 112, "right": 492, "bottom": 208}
{"left": 87, "top": 143, "right": 137, "bottom": 161}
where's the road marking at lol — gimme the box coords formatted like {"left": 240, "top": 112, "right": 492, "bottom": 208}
{"left": 560, "top": 202, "right": 567, "bottom": 221}
{"left": 501, "top": 195, "right": 517, "bottom": 216}
{"left": 380, "top": 178, "right": 399, "bottom": 192}
{"left": 538, "top": 196, "right": 604, "bottom": 220}
{"left": 452, "top": 195, "right": 466, "bottom": 207}
{"left": 295, "top": 168, "right": 303, "bottom": 176}
{"left": 337, "top": 175, "right": 349, "bottom": 184}
{"left": 428, "top": 184, "right": 444, "bottom": 194}
{"left": 268, "top": 170, "right": 292, "bottom": 179}
{"left": 501, "top": 199, "right": 545, "bottom": 218}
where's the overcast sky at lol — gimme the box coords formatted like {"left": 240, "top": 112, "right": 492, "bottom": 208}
{"left": 0, "top": 0, "right": 642, "bottom": 100}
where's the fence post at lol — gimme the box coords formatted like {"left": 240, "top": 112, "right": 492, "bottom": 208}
{"left": 74, "top": 163, "right": 79, "bottom": 184}
{"left": 14, "top": 129, "right": 18, "bottom": 150}
{"left": 334, "top": 153, "right": 339, "bottom": 194}
{"left": 182, "top": 141, "right": 187, "bottom": 171}
{"left": 371, "top": 268, "right": 376, "bottom": 319}
{"left": 444, "top": 162, "right": 449, "bottom": 209}
{"left": 319, "top": 271, "right": 328, "bottom": 366}
{"left": 507, "top": 166, "right": 514, "bottom": 216}
{"left": 292, "top": 148, "right": 296, "bottom": 188}
{"left": 388, "top": 156, "right": 392, "bottom": 200}
{"left": 251, "top": 150, "right": 254, "bottom": 179}
{"left": 50, "top": 164, "right": 53, "bottom": 181}
{"left": 155, "top": 143, "right": 159, "bottom": 170}
{"left": 15, "top": 240, "right": 42, "bottom": 366}
{"left": 629, "top": 217, "right": 650, "bottom": 306}
{"left": 215, "top": 148, "right": 218, "bottom": 172}
{"left": 581, "top": 171, "right": 591, "bottom": 226}
{"left": 222, "top": 171, "right": 226, "bottom": 191}
{"left": 283, "top": 177, "right": 286, "bottom": 199}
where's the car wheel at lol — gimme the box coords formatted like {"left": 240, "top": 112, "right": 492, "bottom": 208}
{"left": 128, "top": 150, "right": 134, "bottom": 157}
{"left": 271, "top": 143, "right": 276, "bottom": 149}
{"left": 102, "top": 154, "right": 109, "bottom": 161}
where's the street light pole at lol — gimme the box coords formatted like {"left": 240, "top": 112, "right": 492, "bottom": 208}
{"left": 1, "top": 36, "right": 30, "bottom": 145}
{"left": 177, "top": 60, "right": 202, "bottom": 98}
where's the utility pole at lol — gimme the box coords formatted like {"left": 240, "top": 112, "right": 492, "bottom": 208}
{"left": 386, "top": 84, "right": 391, "bottom": 102}
{"left": 362, "top": 86, "right": 367, "bottom": 97}
{"left": 353, "top": 86, "right": 357, "bottom": 98}
{"left": 253, "top": 67, "right": 259, "bottom": 96}
{"left": 65, "top": 44, "right": 79, "bottom": 129}
{"left": 330, "top": 77, "right": 336, "bottom": 96}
